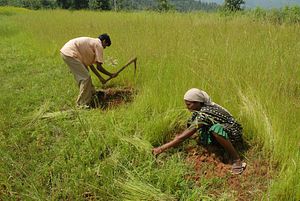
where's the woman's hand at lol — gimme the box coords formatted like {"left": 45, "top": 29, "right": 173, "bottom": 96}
{"left": 152, "top": 147, "right": 163, "bottom": 156}
{"left": 100, "top": 78, "right": 107, "bottom": 85}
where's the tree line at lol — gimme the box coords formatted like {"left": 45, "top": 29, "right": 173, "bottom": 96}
{"left": 0, "top": 0, "right": 222, "bottom": 11}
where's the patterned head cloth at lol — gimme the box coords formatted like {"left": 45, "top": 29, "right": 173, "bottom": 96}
{"left": 183, "top": 88, "right": 213, "bottom": 105}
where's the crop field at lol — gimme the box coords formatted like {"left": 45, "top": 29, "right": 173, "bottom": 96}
{"left": 0, "top": 7, "right": 299, "bottom": 200}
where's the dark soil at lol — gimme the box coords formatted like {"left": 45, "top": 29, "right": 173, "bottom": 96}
{"left": 184, "top": 144, "right": 276, "bottom": 201}
{"left": 90, "top": 87, "right": 135, "bottom": 109}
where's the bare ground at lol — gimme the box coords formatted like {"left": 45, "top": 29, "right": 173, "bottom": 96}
{"left": 91, "top": 87, "right": 136, "bottom": 109}
{"left": 184, "top": 143, "right": 276, "bottom": 201}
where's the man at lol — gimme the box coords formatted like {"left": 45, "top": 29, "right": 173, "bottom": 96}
{"left": 60, "top": 33, "right": 117, "bottom": 107}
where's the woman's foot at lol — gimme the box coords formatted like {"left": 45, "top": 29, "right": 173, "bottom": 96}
{"left": 231, "top": 159, "right": 247, "bottom": 175}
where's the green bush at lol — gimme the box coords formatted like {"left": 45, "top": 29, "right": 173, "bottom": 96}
{"left": 283, "top": 6, "right": 300, "bottom": 23}
{"left": 249, "top": 6, "right": 300, "bottom": 24}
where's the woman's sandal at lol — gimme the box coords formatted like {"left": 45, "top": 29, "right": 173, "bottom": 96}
{"left": 231, "top": 161, "right": 247, "bottom": 175}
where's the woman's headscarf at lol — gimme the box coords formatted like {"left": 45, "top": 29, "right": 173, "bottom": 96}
{"left": 183, "top": 88, "right": 213, "bottom": 106}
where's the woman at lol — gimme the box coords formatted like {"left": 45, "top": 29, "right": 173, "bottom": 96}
{"left": 152, "top": 88, "right": 246, "bottom": 174}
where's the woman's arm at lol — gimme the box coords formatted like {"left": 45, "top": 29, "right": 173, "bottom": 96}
{"left": 152, "top": 128, "right": 197, "bottom": 156}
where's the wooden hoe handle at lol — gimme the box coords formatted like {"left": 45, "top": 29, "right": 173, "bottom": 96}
{"left": 105, "top": 57, "right": 137, "bottom": 83}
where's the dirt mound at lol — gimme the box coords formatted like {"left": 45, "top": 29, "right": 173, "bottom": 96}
{"left": 186, "top": 146, "right": 232, "bottom": 178}
{"left": 90, "top": 87, "right": 135, "bottom": 109}
{"left": 185, "top": 145, "right": 275, "bottom": 201}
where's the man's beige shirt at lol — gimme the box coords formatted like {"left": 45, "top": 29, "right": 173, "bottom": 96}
{"left": 60, "top": 37, "right": 104, "bottom": 67}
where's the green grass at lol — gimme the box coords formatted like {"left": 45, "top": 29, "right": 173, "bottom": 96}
{"left": 0, "top": 7, "right": 299, "bottom": 200}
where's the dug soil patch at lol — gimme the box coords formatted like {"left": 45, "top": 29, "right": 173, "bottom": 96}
{"left": 185, "top": 144, "right": 276, "bottom": 201}
{"left": 90, "top": 87, "right": 135, "bottom": 109}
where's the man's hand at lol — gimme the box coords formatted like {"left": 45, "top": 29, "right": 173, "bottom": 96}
{"left": 110, "top": 73, "right": 118, "bottom": 78}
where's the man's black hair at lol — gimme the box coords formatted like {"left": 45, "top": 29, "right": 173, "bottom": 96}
{"left": 98, "top": 33, "right": 111, "bottom": 46}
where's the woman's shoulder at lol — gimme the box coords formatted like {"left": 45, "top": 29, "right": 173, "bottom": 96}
{"left": 189, "top": 111, "right": 199, "bottom": 121}
{"left": 201, "top": 104, "right": 232, "bottom": 116}
{"left": 189, "top": 111, "right": 211, "bottom": 122}
{"left": 187, "top": 110, "right": 211, "bottom": 128}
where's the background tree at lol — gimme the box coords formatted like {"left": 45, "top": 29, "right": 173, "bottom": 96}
{"left": 156, "top": 0, "right": 173, "bottom": 11}
{"left": 57, "top": 0, "right": 73, "bottom": 9}
{"left": 88, "top": 0, "right": 101, "bottom": 9}
{"left": 171, "top": 0, "right": 220, "bottom": 12}
{"left": 224, "top": 0, "right": 245, "bottom": 11}
{"left": 1, "top": 0, "right": 221, "bottom": 11}
{"left": 41, "top": 0, "right": 57, "bottom": 8}
{"left": 0, "top": 0, "right": 8, "bottom": 6}
{"left": 100, "top": 0, "right": 110, "bottom": 10}
{"left": 73, "top": 0, "right": 88, "bottom": 9}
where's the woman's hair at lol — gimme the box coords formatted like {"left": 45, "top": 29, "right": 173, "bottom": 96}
{"left": 98, "top": 33, "right": 111, "bottom": 46}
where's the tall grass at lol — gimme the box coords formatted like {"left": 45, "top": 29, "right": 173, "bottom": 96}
{"left": 0, "top": 7, "right": 299, "bottom": 200}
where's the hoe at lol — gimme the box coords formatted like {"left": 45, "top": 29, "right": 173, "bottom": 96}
{"left": 104, "top": 57, "right": 137, "bottom": 83}
{"left": 41, "top": 57, "right": 138, "bottom": 118}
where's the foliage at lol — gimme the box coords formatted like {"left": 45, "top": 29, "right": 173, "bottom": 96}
{"left": 56, "top": 0, "right": 85, "bottom": 9}
{"left": 156, "top": 0, "right": 173, "bottom": 11}
{"left": 88, "top": 0, "right": 101, "bottom": 10}
{"left": 1, "top": 0, "right": 57, "bottom": 9}
{"left": 172, "top": 0, "right": 220, "bottom": 12}
{"left": 0, "top": 0, "right": 8, "bottom": 6}
{"left": 248, "top": 5, "right": 300, "bottom": 24}
{"left": 1, "top": 0, "right": 220, "bottom": 11}
{"left": 224, "top": 0, "right": 245, "bottom": 11}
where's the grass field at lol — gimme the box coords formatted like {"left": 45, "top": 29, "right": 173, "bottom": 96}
{"left": 0, "top": 7, "right": 299, "bottom": 200}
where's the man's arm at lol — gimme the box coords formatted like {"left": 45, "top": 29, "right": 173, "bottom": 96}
{"left": 152, "top": 128, "right": 197, "bottom": 156}
{"left": 89, "top": 65, "right": 107, "bottom": 84}
{"left": 96, "top": 62, "right": 117, "bottom": 78}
